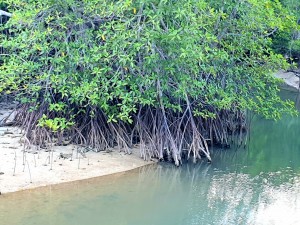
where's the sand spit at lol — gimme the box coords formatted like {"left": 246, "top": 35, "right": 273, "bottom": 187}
{"left": 0, "top": 104, "right": 153, "bottom": 194}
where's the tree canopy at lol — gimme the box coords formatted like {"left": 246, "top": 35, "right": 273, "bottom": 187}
{"left": 272, "top": 0, "right": 300, "bottom": 61}
{"left": 0, "top": 0, "right": 297, "bottom": 165}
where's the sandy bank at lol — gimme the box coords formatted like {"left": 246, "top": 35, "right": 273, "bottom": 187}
{"left": 0, "top": 104, "right": 153, "bottom": 195}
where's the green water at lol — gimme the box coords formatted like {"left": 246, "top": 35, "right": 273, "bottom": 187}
{"left": 1, "top": 90, "right": 300, "bottom": 225}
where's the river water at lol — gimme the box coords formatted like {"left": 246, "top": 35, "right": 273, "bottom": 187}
{"left": 1, "top": 90, "right": 300, "bottom": 225}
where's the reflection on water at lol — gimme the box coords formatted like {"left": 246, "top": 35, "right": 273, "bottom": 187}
{"left": 1, "top": 90, "right": 300, "bottom": 225}
{"left": 1, "top": 163, "right": 299, "bottom": 225}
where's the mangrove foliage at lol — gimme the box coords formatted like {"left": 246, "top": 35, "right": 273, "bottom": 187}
{"left": 0, "top": 0, "right": 297, "bottom": 165}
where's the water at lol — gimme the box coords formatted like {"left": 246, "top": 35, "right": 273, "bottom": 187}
{"left": 1, "top": 90, "right": 300, "bottom": 225}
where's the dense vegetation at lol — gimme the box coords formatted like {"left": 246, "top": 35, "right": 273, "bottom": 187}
{"left": 0, "top": 0, "right": 297, "bottom": 165}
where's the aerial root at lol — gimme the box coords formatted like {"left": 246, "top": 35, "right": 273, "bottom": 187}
{"left": 11, "top": 103, "right": 246, "bottom": 164}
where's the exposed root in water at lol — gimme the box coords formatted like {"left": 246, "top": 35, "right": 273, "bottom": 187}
{"left": 11, "top": 100, "right": 247, "bottom": 166}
